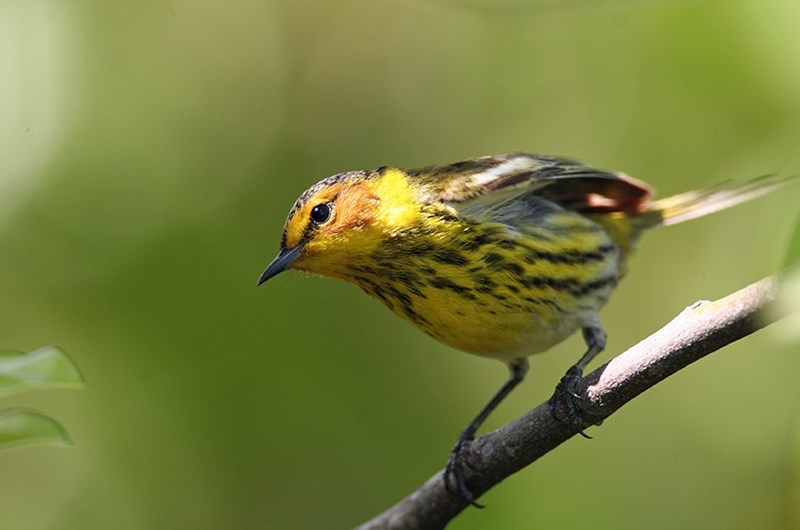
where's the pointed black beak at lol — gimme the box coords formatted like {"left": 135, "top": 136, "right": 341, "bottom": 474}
{"left": 257, "top": 245, "right": 303, "bottom": 285}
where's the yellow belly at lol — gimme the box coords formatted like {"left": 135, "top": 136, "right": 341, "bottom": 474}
{"left": 391, "top": 279, "right": 608, "bottom": 361}
{"left": 413, "top": 287, "right": 578, "bottom": 358}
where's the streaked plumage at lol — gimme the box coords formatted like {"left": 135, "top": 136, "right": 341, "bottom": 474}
{"left": 259, "top": 152, "right": 790, "bottom": 505}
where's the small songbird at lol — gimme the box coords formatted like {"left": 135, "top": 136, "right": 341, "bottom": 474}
{"left": 258, "top": 152, "right": 789, "bottom": 505}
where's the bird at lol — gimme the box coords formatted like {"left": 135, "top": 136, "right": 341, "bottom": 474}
{"left": 257, "top": 152, "right": 790, "bottom": 506}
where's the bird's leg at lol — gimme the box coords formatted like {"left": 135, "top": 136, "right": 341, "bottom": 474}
{"left": 549, "top": 324, "right": 606, "bottom": 438}
{"left": 444, "top": 358, "right": 529, "bottom": 508}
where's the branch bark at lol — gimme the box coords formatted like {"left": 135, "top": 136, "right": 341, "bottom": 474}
{"left": 357, "top": 274, "right": 790, "bottom": 530}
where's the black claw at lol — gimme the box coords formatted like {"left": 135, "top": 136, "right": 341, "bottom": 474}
{"left": 443, "top": 438, "right": 484, "bottom": 508}
{"left": 549, "top": 366, "right": 592, "bottom": 438}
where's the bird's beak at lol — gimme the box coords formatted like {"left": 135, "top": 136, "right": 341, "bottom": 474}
{"left": 257, "top": 245, "right": 303, "bottom": 285}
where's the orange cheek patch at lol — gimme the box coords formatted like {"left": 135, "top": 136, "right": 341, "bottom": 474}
{"left": 329, "top": 184, "right": 378, "bottom": 233}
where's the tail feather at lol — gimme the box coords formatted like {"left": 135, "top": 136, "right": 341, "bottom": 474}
{"left": 643, "top": 174, "right": 795, "bottom": 228}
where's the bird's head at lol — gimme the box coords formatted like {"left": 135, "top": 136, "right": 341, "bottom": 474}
{"left": 258, "top": 167, "right": 423, "bottom": 285}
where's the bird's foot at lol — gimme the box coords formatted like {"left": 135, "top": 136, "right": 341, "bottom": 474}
{"left": 443, "top": 435, "right": 484, "bottom": 508}
{"left": 549, "top": 366, "right": 592, "bottom": 439}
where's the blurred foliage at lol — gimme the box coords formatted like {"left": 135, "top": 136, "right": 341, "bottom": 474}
{"left": 1, "top": 0, "right": 799, "bottom": 529}
{"left": 785, "top": 216, "right": 800, "bottom": 267}
{"left": 0, "top": 346, "right": 84, "bottom": 394}
{"left": 0, "top": 346, "right": 83, "bottom": 450}
{"left": 0, "top": 409, "right": 71, "bottom": 451}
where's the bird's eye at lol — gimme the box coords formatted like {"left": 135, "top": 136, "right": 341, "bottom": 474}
{"left": 310, "top": 203, "right": 332, "bottom": 224}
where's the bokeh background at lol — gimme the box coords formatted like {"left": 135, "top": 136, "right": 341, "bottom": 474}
{"left": 2, "top": 0, "right": 799, "bottom": 528}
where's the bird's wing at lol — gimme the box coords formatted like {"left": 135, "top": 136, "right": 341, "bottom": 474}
{"left": 410, "top": 152, "right": 653, "bottom": 214}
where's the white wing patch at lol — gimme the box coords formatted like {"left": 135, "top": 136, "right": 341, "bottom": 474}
{"left": 470, "top": 155, "right": 545, "bottom": 186}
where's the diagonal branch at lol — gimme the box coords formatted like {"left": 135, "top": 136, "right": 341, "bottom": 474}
{"left": 357, "top": 275, "right": 790, "bottom": 530}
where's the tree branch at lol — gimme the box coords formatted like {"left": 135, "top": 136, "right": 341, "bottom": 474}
{"left": 357, "top": 275, "right": 790, "bottom": 530}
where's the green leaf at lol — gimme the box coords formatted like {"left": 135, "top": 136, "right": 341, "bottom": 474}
{"left": 0, "top": 409, "right": 71, "bottom": 449}
{"left": 0, "top": 346, "right": 84, "bottom": 395}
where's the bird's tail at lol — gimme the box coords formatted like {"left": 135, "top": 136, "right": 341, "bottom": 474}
{"left": 640, "top": 174, "right": 794, "bottom": 229}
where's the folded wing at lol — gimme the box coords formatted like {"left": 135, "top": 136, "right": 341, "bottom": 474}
{"left": 411, "top": 152, "right": 653, "bottom": 214}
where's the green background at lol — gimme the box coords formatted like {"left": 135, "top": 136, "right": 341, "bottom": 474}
{"left": 2, "top": 0, "right": 799, "bottom": 528}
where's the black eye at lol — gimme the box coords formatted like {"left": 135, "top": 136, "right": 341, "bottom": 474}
{"left": 310, "top": 203, "right": 332, "bottom": 224}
